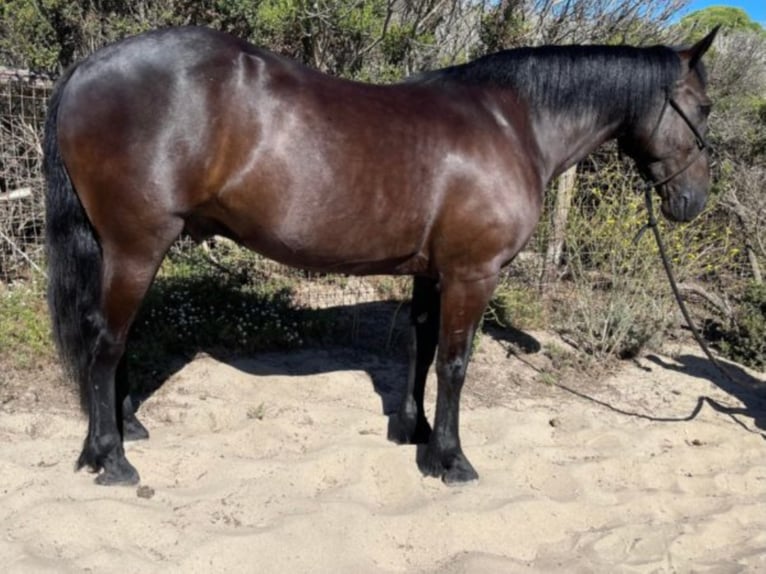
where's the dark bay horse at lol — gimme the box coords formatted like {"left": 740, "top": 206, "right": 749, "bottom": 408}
{"left": 44, "top": 26, "right": 718, "bottom": 486}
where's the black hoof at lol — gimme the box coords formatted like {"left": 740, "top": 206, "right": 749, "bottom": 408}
{"left": 77, "top": 434, "right": 140, "bottom": 486}
{"left": 417, "top": 446, "right": 479, "bottom": 485}
{"left": 387, "top": 413, "right": 432, "bottom": 445}
{"left": 95, "top": 456, "right": 140, "bottom": 486}
{"left": 123, "top": 414, "right": 150, "bottom": 441}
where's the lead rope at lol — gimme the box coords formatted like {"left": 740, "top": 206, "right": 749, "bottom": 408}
{"left": 636, "top": 183, "right": 761, "bottom": 393}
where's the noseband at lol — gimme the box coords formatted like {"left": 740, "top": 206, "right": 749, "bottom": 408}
{"left": 646, "top": 89, "right": 710, "bottom": 189}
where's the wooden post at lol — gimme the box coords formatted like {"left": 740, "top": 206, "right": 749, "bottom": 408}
{"left": 542, "top": 165, "right": 577, "bottom": 285}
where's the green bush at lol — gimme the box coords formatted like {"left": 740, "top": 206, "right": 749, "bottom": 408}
{"left": 0, "top": 281, "right": 54, "bottom": 371}
{"left": 553, "top": 164, "right": 676, "bottom": 359}
{"left": 540, "top": 147, "right": 746, "bottom": 362}
{"left": 487, "top": 282, "right": 545, "bottom": 331}
{"left": 720, "top": 281, "right": 766, "bottom": 369}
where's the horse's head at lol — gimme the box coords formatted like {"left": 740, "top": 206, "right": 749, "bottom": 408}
{"left": 621, "top": 27, "right": 719, "bottom": 223}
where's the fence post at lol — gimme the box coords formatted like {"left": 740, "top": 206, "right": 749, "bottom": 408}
{"left": 541, "top": 164, "right": 577, "bottom": 287}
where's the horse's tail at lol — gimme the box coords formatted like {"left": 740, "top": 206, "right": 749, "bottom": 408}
{"left": 44, "top": 63, "right": 104, "bottom": 413}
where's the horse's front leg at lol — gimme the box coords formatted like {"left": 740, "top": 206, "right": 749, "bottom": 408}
{"left": 388, "top": 276, "right": 439, "bottom": 444}
{"left": 418, "top": 274, "right": 497, "bottom": 484}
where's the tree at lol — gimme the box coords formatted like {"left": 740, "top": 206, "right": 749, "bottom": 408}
{"left": 679, "top": 6, "right": 765, "bottom": 39}
{"left": 0, "top": 0, "right": 181, "bottom": 72}
{"left": 479, "top": 0, "right": 689, "bottom": 53}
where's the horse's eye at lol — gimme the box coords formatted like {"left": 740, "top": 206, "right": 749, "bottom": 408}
{"left": 699, "top": 103, "right": 712, "bottom": 116}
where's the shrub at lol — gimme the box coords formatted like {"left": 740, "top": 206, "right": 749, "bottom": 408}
{"left": 552, "top": 161, "right": 677, "bottom": 359}
{"left": 720, "top": 281, "right": 766, "bottom": 369}
{"left": 0, "top": 281, "right": 53, "bottom": 370}
{"left": 487, "top": 282, "right": 545, "bottom": 331}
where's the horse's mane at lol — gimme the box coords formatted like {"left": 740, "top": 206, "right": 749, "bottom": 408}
{"left": 411, "top": 45, "right": 686, "bottom": 125}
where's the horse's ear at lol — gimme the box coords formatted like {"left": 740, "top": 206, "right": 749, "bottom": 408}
{"left": 680, "top": 25, "right": 720, "bottom": 70}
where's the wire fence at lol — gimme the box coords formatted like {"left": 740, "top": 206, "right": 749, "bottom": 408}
{"left": 0, "top": 67, "right": 52, "bottom": 281}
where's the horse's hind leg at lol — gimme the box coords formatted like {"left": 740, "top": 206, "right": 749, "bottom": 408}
{"left": 388, "top": 276, "right": 438, "bottom": 444}
{"left": 79, "top": 231, "right": 181, "bottom": 485}
{"left": 418, "top": 274, "right": 498, "bottom": 484}
{"left": 117, "top": 356, "right": 149, "bottom": 441}
{"left": 78, "top": 310, "right": 136, "bottom": 485}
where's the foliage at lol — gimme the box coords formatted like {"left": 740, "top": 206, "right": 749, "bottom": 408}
{"left": 126, "top": 245, "right": 336, "bottom": 381}
{"left": 133, "top": 247, "right": 318, "bottom": 352}
{"left": 246, "top": 0, "right": 392, "bottom": 75}
{"left": 1, "top": 0, "right": 697, "bottom": 77}
{"left": 679, "top": 7, "right": 764, "bottom": 39}
{"left": 720, "top": 282, "right": 766, "bottom": 369}
{"left": 478, "top": 0, "right": 688, "bottom": 52}
{"left": 487, "top": 283, "right": 545, "bottom": 331}
{"left": 556, "top": 178, "right": 672, "bottom": 359}
{"left": 0, "top": 281, "right": 54, "bottom": 371}
{"left": 0, "top": 0, "right": 180, "bottom": 72}
{"left": 549, "top": 153, "right": 739, "bottom": 360}
{"left": 0, "top": 0, "right": 468, "bottom": 78}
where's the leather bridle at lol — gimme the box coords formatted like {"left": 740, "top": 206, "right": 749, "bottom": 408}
{"left": 645, "top": 89, "right": 710, "bottom": 189}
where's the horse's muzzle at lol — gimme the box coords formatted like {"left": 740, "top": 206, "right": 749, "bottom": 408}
{"left": 661, "top": 188, "right": 707, "bottom": 222}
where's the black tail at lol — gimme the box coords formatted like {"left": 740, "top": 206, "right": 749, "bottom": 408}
{"left": 44, "top": 64, "right": 105, "bottom": 412}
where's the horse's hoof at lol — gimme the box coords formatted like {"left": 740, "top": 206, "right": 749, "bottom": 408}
{"left": 123, "top": 415, "right": 150, "bottom": 441}
{"left": 442, "top": 457, "right": 479, "bottom": 485}
{"left": 77, "top": 434, "right": 140, "bottom": 486}
{"left": 417, "top": 446, "right": 478, "bottom": 485}
{"left": 387, "top": 413, "right": 432, "bottom": 445}
{"left": 95, "top": 457, "right": 140, "bottom": 486}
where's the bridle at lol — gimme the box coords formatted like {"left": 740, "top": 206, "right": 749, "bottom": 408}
{"left": 634, "top": 87, "right": 711, "bottom": 240}
{"left": 645, "top": 88, "right": 710, "bottom": 189}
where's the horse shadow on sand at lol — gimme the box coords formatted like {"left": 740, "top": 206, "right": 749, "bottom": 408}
{"left": 126, "top": 296, "right": 547, "bottom": 436}
{"left": 126, "top": 291, "right": 766, "bottom": 442}
{"left": 128, "top": 300, "right": 413, "bottom": 423}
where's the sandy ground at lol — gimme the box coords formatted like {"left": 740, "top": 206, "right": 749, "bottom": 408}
{"left": 2, "top": 335, "right": 766, "bottom": 573}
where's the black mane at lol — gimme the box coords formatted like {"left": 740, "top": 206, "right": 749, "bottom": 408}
{"left": 413, "top": 44, "right": 683, "bottom": 125}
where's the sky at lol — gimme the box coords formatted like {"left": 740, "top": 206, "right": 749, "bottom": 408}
{"left": 678, "top": 1, "right": 766, "bottom": 27}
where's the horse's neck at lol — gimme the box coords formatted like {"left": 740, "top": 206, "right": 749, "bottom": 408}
{"left": 533, "top": 111, "right": 623, "bottom": 184}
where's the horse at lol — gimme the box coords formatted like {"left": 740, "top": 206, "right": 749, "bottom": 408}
{"left": 43, "top": 25, "right": 718, "bottom": 486}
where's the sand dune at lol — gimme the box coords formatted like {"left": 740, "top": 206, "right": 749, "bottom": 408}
{"left": 2, "top": 339, "right": 766, "bottom": 572}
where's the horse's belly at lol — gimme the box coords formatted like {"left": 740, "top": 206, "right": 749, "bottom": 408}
{"left": 239, "top": 231, "right": 430, "bottom": 276}
{"left": 209, "top": 165, "right": 434, "bottom": 275}
{"left": 189, "top": 209, "right": 428, "bottom": 275}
